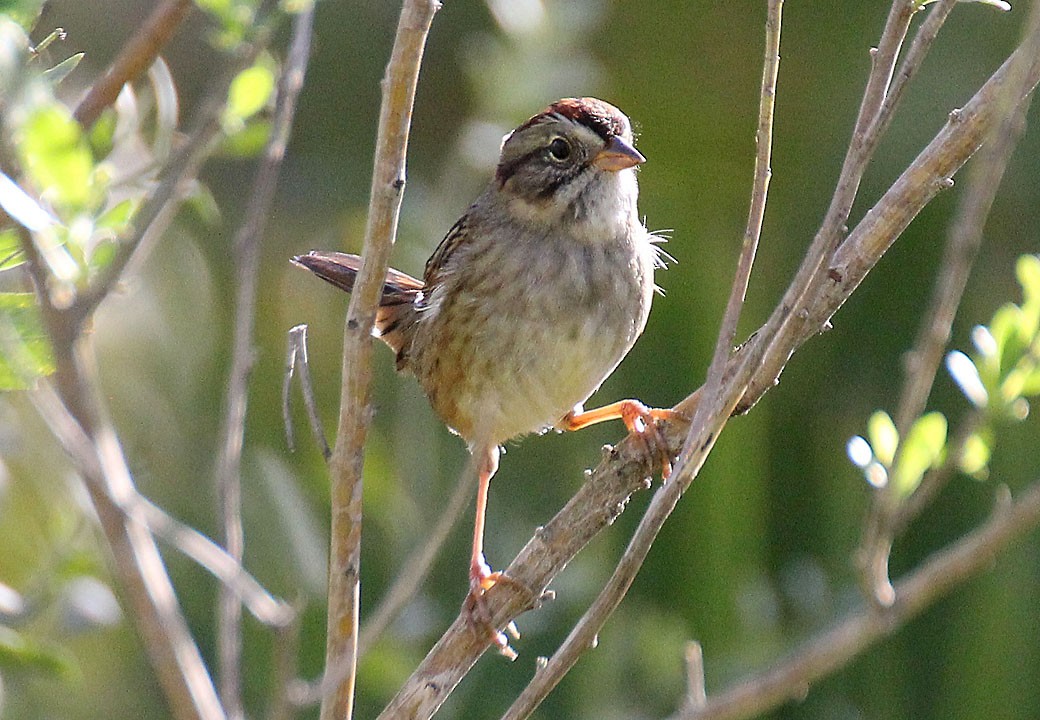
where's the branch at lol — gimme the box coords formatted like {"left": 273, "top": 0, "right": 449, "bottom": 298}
{"left": 677, "top": 479, "right": 1040, "bottom": 720}
{"left": 214, "top": 6, "right": 315, "bottom": 716}
{"left": 857, "top": 0, "right": 1040, "bottom": 607}
{"left": 73, "top": 0, "right": 193, "bottom": 128}
{"left": 376, "top": 8, "right": 1040, "bottom": 718}
{"left": 320, "top": 2, "right": 440, "bottom": 720}
{"left": 13, "top": 226, "right": 225, "bottom": 720}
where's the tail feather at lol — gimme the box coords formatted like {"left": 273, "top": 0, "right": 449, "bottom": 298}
{"left": 292, "top": 251, "right": 422, "bottom": 366}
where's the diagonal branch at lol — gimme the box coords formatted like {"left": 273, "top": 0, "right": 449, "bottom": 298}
{"left": 499, "top": 3, "right": 786, "bottom": 718}
{"left": 73, "top": 0, "right": 194, "bottom": 128}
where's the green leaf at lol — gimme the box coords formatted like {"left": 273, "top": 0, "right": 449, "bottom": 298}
{"left": 87, "top": 108, "right": 117, "bottom": 158}
{"left": 221, "top": 119, "right": 272, "bottom": 157}
{"left": 1016, "top": 254, "right": 1040, "bottom": 342}
{"left": 959, "top": 432, "right": 991, "bottom": 478}
{"left": 17, "top": 104, "right": 94, "bottom": 210}
{"left": 95, "top": 198, "right": 137, "bottom": 233}
{"left": 0, "top": 1, "right": 47, "bottom": 32}
{"left": 0, "top": 291, "right": 55, "bottom": 389}
{"left": 893, "top": 412, "right": 948, "bottom": 498}
{"left": 0, "top": 229, "right": 25, "bottom": 270}
{"left": 0, "top": 625, "right": 75, "bottom": 677}
{"left": 867, "top": 410, "right": 898, "bottom": 468}
{"left": 226, "top": 59, "right": 276, "bottom": 123}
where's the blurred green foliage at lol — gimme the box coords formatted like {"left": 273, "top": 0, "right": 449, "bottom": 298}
{"left": 1, "top": 1, "right": 1040, "bottom": 719}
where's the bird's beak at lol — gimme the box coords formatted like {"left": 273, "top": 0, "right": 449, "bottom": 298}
{"left": 592, "top": 136, "right": 646, "bottom": 171}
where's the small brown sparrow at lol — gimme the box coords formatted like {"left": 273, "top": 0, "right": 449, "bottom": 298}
{"left": 294, "top": 97, "right": 674, "bottom": 653}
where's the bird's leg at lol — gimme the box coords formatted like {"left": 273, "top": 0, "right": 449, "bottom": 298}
{"left": 464, "top": 444, "right": 520, "bottom": 658}
{"left": 561, "top": 400, "right": 683, "bottom": 478}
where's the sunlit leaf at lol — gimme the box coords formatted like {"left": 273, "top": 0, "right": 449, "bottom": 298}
{"left": 0, "top": 2, "right": 47, "bottom": 32}
{"left": 893, "top": 412, "right": 947, "bottom": 498}
{"left": 17, "top": 104, "right": 94, "bottom": 210}
{"left": 87, "top": 107, "right": 117, "bottom": 159}
{"left": 226, "top": 59, "right": 276, "bottom": 123}
{"left": 0, "top": 291, "right": 55, "bottom": 389}
{"left": 846, "top": 435, "right": 873, "bottom": 469}
{"left": 0, "top": 170, "right": 59, "bottom": 231}
{"left": 867, "top": 410, "right": 898, "bottom": 468}
{"left": 221, "top": 119, "right": 272, "bottom": 157}
{"left": 959, "top": 432, "right": 991, "bottom": 478}
{"left": 1016, "top": 254, "right": 1040, "bottom": 341}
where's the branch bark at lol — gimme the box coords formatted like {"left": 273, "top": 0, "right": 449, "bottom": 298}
{"left": 319, "top": 3, "right": 440, "bottom": 720}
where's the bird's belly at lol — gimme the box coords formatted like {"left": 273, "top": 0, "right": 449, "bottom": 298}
{"left": 413, "top": 255, "right": 650, "bottom": 445}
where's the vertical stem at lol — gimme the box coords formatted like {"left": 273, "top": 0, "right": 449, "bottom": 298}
{"left": 214, "top": 6, "right": 315, "bottom": 716}
{"left": 319, "top": 2, "right": 440, "bottom": 720}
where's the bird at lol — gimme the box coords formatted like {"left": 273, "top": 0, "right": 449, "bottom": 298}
{"left": 293, "top": 97, "right": 675, "bottom": 654}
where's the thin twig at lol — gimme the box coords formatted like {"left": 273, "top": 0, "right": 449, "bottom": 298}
{"left": 683, "top": 641, "right": 707, "bottom": 713}
{"left": 857, "top": 0, "right": 1040, "bottom": 607}
{"left": 283, "top": 324, "right": 332, "bottom": 459}
{"left": 29, "top": 380, "right": 293, "bottom": 627}
{"left": 73, "top": 0, "right": 193, "bottom": 128}
{"left": 320, "top": 2, "right": 440, "bottom": 720}
{"left": 375, "top": 12, "right": 1040, "bottom": 719}
{"left": 731, "top": 0, "right": 916, "bottom": 417}
{"left": 676, "top": 478, "right": 1040, "bottom": 720}
{"left": 268, "top": 598, "right": 304, "bottom": 720}
{"left": 214, "top": 6, "right": 315, "bottom": 716}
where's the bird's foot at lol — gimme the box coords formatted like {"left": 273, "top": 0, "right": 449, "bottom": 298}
{"left": 616, "top": 400, "right": 682, "bottom": 479}
{"left": 465, "top": 556, "right": 521, "bottom": 660}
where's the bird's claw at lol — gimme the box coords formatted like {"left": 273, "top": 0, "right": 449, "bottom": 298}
{"left": 466, "top": 559, "right": 522, "bottom": 660}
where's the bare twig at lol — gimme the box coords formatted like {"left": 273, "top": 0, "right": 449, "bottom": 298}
{"left": 857, "top": 0, "right": 1040, "bottom": 607}
{"left": 28, "top": 380, "right": 292, "bottom": 626}
{"left": 214, "top": 6, "right": 315, "bottom": 716}
{"left": 320, "top": 2, "right": 440, "bottom": 720}
{"left": 73, "top": 0, "right": 193, "bottom": 128}
{"left": 268, "top": 599, "right": 304, "bottom": 720}
{"left": 284, "top": 324, "right": 331, "bottom": 459}
{"left": 676, "top": 479, "right": 1040, "bottom": 720}
{"left": 15, "top": 225, "right": 224, "bottom": 720}
{"left": 376, "top": 9, "right": 1040, "bottom": 719}
{"left": 683, "top": 641, "right": 707, "bottom": 713}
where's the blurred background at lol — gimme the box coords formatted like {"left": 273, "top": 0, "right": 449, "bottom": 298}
{"left": 2, "top": 0, "right": 1040, "bottom": 718}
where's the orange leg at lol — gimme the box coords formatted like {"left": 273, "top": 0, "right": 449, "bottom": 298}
{"left": 561, "top": 400, "right": 682, "bottom": 478}
{"left": 465, "top": 444, "right": 520, "bottom": 659}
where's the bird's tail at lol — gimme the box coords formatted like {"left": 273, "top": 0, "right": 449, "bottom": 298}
{"left": 292, "top": 251, "right": 423, "bottom": 365}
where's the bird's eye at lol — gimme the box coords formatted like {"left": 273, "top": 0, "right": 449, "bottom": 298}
{"left": 548, "top": 137, "right": 571, "bottom": 161}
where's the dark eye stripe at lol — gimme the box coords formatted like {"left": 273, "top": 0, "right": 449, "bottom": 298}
{"left": 495, "top": 147, "right": 542, "bottom": 186}
{"left": 536, "top": 162, "right": 589, "bottom": 200}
